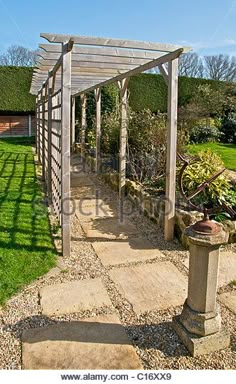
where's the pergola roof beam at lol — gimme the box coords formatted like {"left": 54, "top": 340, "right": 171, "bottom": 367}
{"left": 41, "top": 33, "right": 191, "bottom": 53}
{"left": 34, "top": 67, "right": 124, "bottom": 76}
{"left": 36, "top": 59, "right": 146, "bottom": 70}
{"left": 31, "top": 34, "right": 190, "bottom": 95}
{"left": 39, "top": 43, "right": 168, "bottom": 59}
{"left": 73, "top": 48, "right": 183, "bottom": 96}
{"left": 37, "top": 54, "right": 158, "bottom": 65}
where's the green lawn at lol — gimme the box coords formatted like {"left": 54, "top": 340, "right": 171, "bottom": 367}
{"left": 0, "top": 137, "right": 56, "bottom": 305}
{"left": 187, "top": 142, "right": 236, "bottom": 171}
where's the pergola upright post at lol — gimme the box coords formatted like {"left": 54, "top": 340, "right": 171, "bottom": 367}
{"left": 35, "top": 94, "right": 39, "bottom": 155}
{"left": 38, "top": 90, "right": 42, "bottom": 163}
{"left": 81, "top": 94, "right": 87, "bottom": 157}
{"left": 164, "top": 58, "right": 179, "bottom": 241}
{"left": 47, "top": 78, "right": 53, "bottom": 205}
{"left": 41, "top": 85, "right": 46, "bottom": 181}
{"left": 71, "top": 96, "right": 76, "bottom": 152}
{"left": 118, "top": 78, "right": 129, "bottom": 219}
{"left": 61, "top": 43, "right": 72, "bottom": 257}
{"left": 94, "top": 87, "right": 101, "bottom": 173}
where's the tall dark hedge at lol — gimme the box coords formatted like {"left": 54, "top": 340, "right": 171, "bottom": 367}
{"left": 129, "top": 73, "right": 224, "bottom": 113}
{"left": 0, "top": 66, "right": 225, "bottom": 116}
{"left": 0, "top": 66, "right": 35, "bottom": 113}
{"left": 75, "top": 83, "right": 118, "bottom": 129}
{"left": 75, "top": 73, "right": 225, "bottom": 123}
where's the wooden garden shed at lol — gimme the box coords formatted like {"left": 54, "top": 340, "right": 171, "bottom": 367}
{"left": 0, "top": 66, "right": 36, "bottom": 137}
{"left": 30, "top": 32, "right": 191, "bottom": 256}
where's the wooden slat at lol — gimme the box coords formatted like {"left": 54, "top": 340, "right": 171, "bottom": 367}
{"left": 34, "top": 71, "right": 114, "bottom": 80}
{"left": 164, "top": 58, "right": 179, "bottom": 241}
{"left": 36, "top": 60, "right": 141, "bottom": 70}
{"left": 158, "top": 64, "right": 168, "bottom": 85}
{"left": 35, "top": 95, "right": 39, "bottom": 154}
{"left": 40, "top": 33, "right": 191, "bottom": 53}
{"left": 81, "top": 94, "right": 87, "bottom": 156}
{"left": 61, "top": 44, "right": 71, "bottom": 256}
{"left": 118, "top": 78, "right": 129, "bottom": 220}
{"left": 35, "top": 66, "right": 122, "bottom": 75}
{"left": 38, "top": 53, "right": 159, "bottom": 65}
{"left": 41, "top": 86, "right": 46, "bottom": 180}
{"left": 71, "top": 96, "right": 76, "bottom": 151}
{"left": 73, "top": 48, "right": 183, "bottom": 96}
{"left": 47, "top": 86, "right": 53, "bottom": 204}
{"left": 95, "top": 88, "right": 101, "bottom": 173}
{"left": 39, "top": 43, "right": 170, "bottom": 59}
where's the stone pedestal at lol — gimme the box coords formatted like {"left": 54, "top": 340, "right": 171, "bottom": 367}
{"left": 173, "top": 225, "right": 230, "bottom": 356}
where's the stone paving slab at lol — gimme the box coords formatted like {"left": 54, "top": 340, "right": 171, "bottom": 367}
{"left": 71, "top": 176, "right": 94, "bottom": 187}
{"left": 40, "top": 279, "right": 112, "bottom": 316}
{"left": 109, "top": 261, "right": 187, "bottom": 314}
{"left": 22, "top": 313, "right": 143, "bottom": 369}
{"left": 182, "top": 251, "right": 236, "bottom": 287}
{"left": 76, "top": 203, "right": 117, "bottom": 222}
{"left": 71, "top": 171, "right": 88, "bottom": 178}
{"left": 71, "top": 185, "right": 97, "bottom": 199}
{"left": 93, "top": 238, "right": 164, "bottom": 266}
{"left": 219, "top": 292, "right": 236, "bottom": 314}
{"left": 81, "top": 217, "right": 139, "bottom": 240}
{"left": 218, "top": 251, "right": 236, "bottom": 286}
{"left": 81, "top": 197, "right": 117, "bottom": 207}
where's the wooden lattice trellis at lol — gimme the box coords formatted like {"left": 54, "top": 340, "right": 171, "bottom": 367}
{"left": 31, "top": 33, "right": 191, "bottom": 256}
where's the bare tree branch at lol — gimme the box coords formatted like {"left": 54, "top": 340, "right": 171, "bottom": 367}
{"left": 204, "top": 54, "right": 236, "bottom": 82}
{"left": 179, "top": 53, "right": 204, "bottom": 78}
{"left": 0, "top": 45, "right": 38, "bottom": 66}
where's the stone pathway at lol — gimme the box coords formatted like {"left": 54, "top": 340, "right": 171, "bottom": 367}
{"left": 219, "top": 292, "right": 236, "bottom": 315}
{"left": 181, "top": 250, "right": 236, "bottom": 288}
{"left": 21, "top": 154, "right": 236, "bottom": 369}
{"left": 22, "top": 313, "right": 142, "bottom": 369}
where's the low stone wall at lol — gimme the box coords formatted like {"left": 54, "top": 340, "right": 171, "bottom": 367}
{"left": 82, "top": 152, "right": 236, "bottom": 247}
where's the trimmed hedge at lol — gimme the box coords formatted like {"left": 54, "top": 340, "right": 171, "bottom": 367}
{"left": 129, "top": 73, "right": 225, "bottom": 113}
{"left": 75, "top": 83, "right": 118, "bottom": 129}
{"left": 0, "top": 66, "right": 35, "bottom": 113}
{"left": 0, "top": 66, "right": 226, "bottom": 116}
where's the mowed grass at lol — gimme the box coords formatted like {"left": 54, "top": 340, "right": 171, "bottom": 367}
{"left": 187, "top": 142, "right": 236, "bottom": 171}
{"left": 0, "top": 137, "right": 56, "bottom": 305}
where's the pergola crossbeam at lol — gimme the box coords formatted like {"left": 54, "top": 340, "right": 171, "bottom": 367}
{"left": 39, "top": 43, "right": 165, "bottom": 59}
{"left": 73, "top": 48, "right": 183, "bottom": 96}
{"left": 37, "top": 53, "right": 162, "bottom": 65}
{"left": 40, "top": 33, "right": 191, "bottom": 53}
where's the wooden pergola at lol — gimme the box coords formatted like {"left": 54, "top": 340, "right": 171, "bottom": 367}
{"left": 30, "top": 33, "right": 191, "bottom": 256}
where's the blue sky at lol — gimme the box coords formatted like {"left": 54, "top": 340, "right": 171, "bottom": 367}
{"left": 0, "top": 0, "right": 236, "bottom": 56}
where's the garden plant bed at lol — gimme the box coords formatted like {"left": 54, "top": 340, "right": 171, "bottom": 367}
{"left": 0, "top": 138, "right": 56, "bottom": 305}
{"left": 98, "top": 167, "right": 236, "bottom": 248}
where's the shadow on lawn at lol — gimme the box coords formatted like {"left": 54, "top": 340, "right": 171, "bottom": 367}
{"left": 0, "top": 149, "right": 56, "bottom": 254}
{"left": 218, "top": 143, "right": 236, "bottom": 150}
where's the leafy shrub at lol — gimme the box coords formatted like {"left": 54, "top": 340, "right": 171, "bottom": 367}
{"left": 127, "top": 109, "right": 186, "bottom": 186}
{"left": 224, "top": 186, "right": 236, "bottom": 210}
{"left": 181, "top": 149, "right": 231, "bottom": 208}
{"left": 75, "top": 84, "right": 118, "bottom": 141}
{"left": 127, "top": 109, "right": 167, "bottom": 183}
{"left": 221, "top": 112, "right": 236, "bottom": 144}
{"left": 100, "top": 111, "right": 120, "bottom": 155}
{"left": 189, "top": 125, "right": 221, "bottom": 143}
